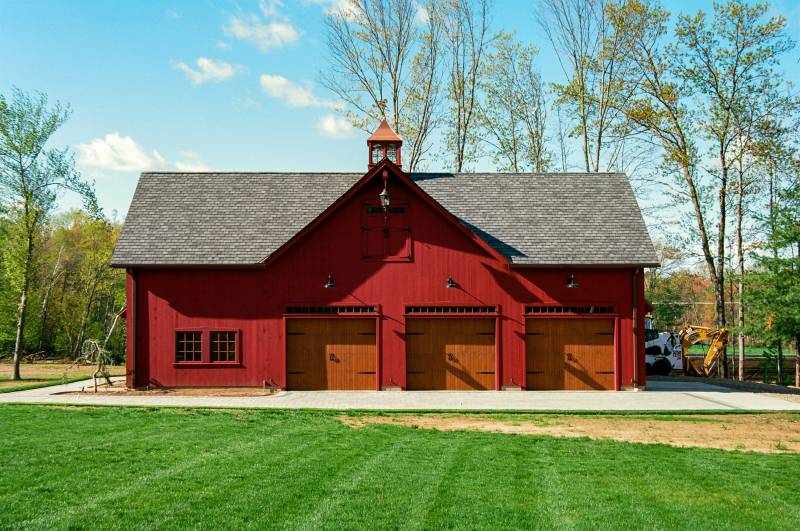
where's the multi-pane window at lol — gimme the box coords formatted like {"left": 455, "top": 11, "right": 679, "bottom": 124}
{"left": 175, "top": 331, "right": 202, "bottom": 362}
{"left": 386, "top": 143, "right": 397, "bottom": 163}
{"left": 371, "top": 144, "right": 383, "bottom": 163}
{"left": 175, "top": 330, "right": 240, "bottom": 364}
{"left": 210, "top": 331, "right": 238, "bottom": 362}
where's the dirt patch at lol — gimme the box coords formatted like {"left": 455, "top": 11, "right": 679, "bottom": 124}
{"left": 0, "top": 362, "right": 126, "bottom": 381}
{"left": 340, "top": 413, "right": 800, "bottom": 453}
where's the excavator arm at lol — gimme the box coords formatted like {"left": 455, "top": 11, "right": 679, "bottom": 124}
{"left": 678, "top": 325, "right": 729, "bottom": 377}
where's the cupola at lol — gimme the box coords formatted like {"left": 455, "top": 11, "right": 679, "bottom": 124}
{"left": 367, "top": 118, "right": 402, "bottom": 169}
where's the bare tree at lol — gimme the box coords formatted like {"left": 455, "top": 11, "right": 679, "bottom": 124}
{"left": 443, "top": 0, "right": 491, "bottom": 172}
{"left": 538, "top": 0, "right": 637, "bottom": 173}
{"left": 479, "top": 34, "right": 551, "bottom": 172}
{"left": 321, "top": 0, "right": 443, "bottom": 170}
{"left": 554, "top": 102, "right": 571, "bottom": 172}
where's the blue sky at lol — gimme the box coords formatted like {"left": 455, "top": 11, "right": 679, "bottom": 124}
{"left": 2, "top": 0, "right": 799, "bottom": 218}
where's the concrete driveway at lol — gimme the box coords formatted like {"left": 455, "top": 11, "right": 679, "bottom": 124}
{"left": 2, "top": 377, "right": 799, "bottom": 411}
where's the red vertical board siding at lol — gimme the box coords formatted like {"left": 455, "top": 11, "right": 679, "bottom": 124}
{"left": 125, "top": 272, "right": 133, "bottom": 388}
{"left": 128, "top": 176, "right": 644, "bottom": 389}
{"left": 637, "top": 268, "right": 648, "bottom": 388}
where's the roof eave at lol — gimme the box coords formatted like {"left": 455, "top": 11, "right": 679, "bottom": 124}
{"left": 111, "top": 262, "right": 266, "bottom": 270}
{"left": 509, "top": 262, "right": 661, "bottom": 269}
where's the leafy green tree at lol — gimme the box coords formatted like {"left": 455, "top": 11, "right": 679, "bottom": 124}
{"left": 0, "top": 88, "right": 97, "bottom": 380}
{"left": 745, "top": 180, "right": 800, "bottom": 386}
{"left": 614, "top": 0, "right": 793, "bottom": 378}
{"left": 673, "top": 0, "right": 793, "bottom": 376}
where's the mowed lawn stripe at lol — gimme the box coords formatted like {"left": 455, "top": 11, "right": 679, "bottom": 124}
{"left": 2, "top": 408, "right": 259, "bottom": 512}
{"left": 2, "top": 406, "right": 800, "bottom": 530}
{"left": 125, "top": 424, "right": 324, "bottom": 529}
{"left": 542, "top": 439, "right": 672, "bottom": 529}
{"left": 391, "top": 427, "right": 467, "bottom": 530}
{"left": 183, "top": 416, "right": 402, "bottom": 529}
{"left": 16, "top": 416, "right": 312, "bottom": 529}
{"left": 293, "top": 428, "right": 420, "bottom": 529}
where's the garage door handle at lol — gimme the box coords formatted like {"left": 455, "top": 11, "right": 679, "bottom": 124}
{"left": 447, "top": 353, "right": 456, "bottom": 362}
{"left": 566, "top": 352, "right": 575, "bottom": 361}
{"left": 329, "top": 353, "right": 336, "bottom": 362}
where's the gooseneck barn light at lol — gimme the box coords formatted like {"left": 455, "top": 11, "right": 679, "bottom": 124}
{"left": 446, "top": 276, "right": 457, "bottom": 289}
{"left": 566, "top": 274, "right": 579, "bottom": 288}
{"left": 324, "top": 275, "right": 335, "bottom": 289}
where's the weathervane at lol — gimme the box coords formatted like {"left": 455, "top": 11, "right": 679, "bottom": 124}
{"left": 376, "top": 99, "right": 387, "bottom": 117}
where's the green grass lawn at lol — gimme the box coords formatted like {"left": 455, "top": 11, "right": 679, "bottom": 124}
{"left": 686, "top": 345, "right": 775, "bottom": 356}
{"left": 1, "top": 406, "right": 799, "bottom": 530}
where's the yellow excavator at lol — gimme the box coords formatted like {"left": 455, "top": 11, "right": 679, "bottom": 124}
{"left": 678, "top": 325, "right": 730, "bottom": 377}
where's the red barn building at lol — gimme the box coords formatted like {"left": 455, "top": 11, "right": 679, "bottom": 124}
{"left": 112, "top": 121, "right": 659, "bottom": 391}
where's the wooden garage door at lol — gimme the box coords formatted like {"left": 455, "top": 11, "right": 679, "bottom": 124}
{"left": 286, "top": 318, "right": 376, "bottom": 390}
{"left": 526, "top": 318, "right": 615, "bottom": 390}
{"left": 406, "top": 318, "right": 495, "bottom": 390}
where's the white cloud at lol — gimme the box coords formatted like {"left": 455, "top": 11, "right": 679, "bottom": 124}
{"left": 174, "top": 150, "right": 209, "bottom": 171}
{"left": 174, "top": 160, "right": 210, "bottom": 172}
{"left": 77, "top": 133, "right": 161, "bottom": 172}
{"left": 259, "top": 74, "right": 342, "bottom": 109}
{"left": 259, "top": 0, "right": 283, "bottom": 17}
{"left": 77, "top": 133, "right": 209, "bottom": 173}
{"left": 306, "top": 0, "right": 359, "bottom": 20}
{"left": 316, "top": 114, "right": 355, "bottom": 138}
{"left": 223, "top": 1, "right": 300, "bottom": 53}
{"left": 216, "top": 40, "right": 231, "bottom": 50}
{"left": 414, "top": 2, "right": 429, "bottom": 25}
{"left": 175, "top": 57, "right": 240, "bottom": 85}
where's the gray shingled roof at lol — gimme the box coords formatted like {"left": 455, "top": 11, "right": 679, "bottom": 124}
{"left": 111, "top": 171, "right": 658, "bottom": 267}
{"left": 413, "top": 173, "right": 658, "bottom": 266}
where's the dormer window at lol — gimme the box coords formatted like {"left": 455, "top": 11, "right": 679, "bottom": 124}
{"left": 371, "top": 144, "right": 383, "bottom": 164}
{"left": 386, "top": 143, "right": 397, "bottom": 163}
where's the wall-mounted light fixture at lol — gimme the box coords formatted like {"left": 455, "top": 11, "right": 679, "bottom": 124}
{"left": 379, "top": 169, "right": 391, "bottom": 210}
{"left": 324, "top": 275, "right": 335, "bottom": 289}
{"left": 379, "top": 186, "right": 390, "bottom": 210}
{"left": 446, "top": 276, "right": 457, "bottom": 289}
{"left": 566, "top": 274, "right": 579, "bottom": 288}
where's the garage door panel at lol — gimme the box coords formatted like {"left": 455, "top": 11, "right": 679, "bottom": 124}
{"left": 407, "top": 318, "right": 495, "bottom": 390}
{"left": 286, "top": 318, "right": 375, "bottom": 390}
{"left": 526, "top": 318, "right": 615, "bottom": 390}
{"left": 526, "top": 333, "right": 564, "bottom": 389}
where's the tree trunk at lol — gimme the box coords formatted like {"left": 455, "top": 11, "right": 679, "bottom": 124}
{"left": 716, "top": 153, "right": 729, "bottom": 378}
{"left": 736, "top": 173, "right": 745, "bottom": 381}
{"left": 12, "top": 287, "right": 29, "bottom": 380}
{"left": 11, "top": 233, "right": 35, "bottom": 381}
{"left": 795, "top": 335, "right": 799, "bottom": 388}
{"left": 581, "top": 106, "right": 590, "bottom": 172}
{"left": 37, "top": 245, "right": 64, "bottom": 354}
